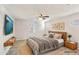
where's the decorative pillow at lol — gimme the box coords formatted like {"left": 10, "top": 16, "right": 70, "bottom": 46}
{"left": 48, "top": 33, "right": 55, "bottom": 38}
{"left": 54, "top": 33, "right": 62, "bottom": 39}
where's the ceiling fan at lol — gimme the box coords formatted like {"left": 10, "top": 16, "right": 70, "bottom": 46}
{"left": 38, "top": 13, "right": 49, "bottom": 20}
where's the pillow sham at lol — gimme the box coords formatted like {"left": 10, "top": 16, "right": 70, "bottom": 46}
{"left": 54, "top": 33, "right": 62, "bottom": 39}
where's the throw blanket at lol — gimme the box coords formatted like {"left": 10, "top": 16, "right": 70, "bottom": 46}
{"left": 27, "top": 37, "right": 59, "bottom": 55}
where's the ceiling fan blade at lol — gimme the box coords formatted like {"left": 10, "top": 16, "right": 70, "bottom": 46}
{"left": 44, "top": 16, "right": 49, "bottom": 17}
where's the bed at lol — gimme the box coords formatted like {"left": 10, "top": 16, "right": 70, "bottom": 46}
{"left": 26, "top": 31, "right": 67, "bottom": 55}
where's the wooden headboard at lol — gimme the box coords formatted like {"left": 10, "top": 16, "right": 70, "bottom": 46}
{"left": 48, "top": 31, "right": 67, "bottom": 42}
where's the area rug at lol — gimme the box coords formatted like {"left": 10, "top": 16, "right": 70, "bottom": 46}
{"left": 6, "top": 40, "right": 32, "bottom": 55}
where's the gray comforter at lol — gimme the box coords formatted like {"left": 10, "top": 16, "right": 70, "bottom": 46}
{"left": 27, "top": 37, "right": 59, "bottom": 55}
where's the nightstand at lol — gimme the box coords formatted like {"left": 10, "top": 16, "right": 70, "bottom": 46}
{"left": 65, "top": 41, "right": 78, "bottom": 50}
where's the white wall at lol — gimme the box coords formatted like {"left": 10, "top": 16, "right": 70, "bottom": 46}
{"left": 15, "top": 17, "right": 47, "bottom": 39}
{"left": 15, "top": 18, "right": 33, "bottom": 39}
{"left": 0, "top": 5, "right": 14, "bottom": 54}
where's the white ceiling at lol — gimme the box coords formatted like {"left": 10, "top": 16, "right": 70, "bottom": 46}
{"left": 3, "top": 4, "right": 79, "bottom": 19}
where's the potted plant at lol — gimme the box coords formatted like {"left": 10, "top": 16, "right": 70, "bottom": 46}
{"left": 68, "top": 34, "right": 72, "bottom": 41}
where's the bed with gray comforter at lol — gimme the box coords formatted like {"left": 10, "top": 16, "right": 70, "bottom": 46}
{"left": 27, "top": 37, "right": 63, "bottom": 55}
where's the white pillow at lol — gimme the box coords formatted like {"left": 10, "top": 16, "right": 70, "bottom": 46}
{"left": 54, "top": 33, "right": 62, "bottom": 39}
